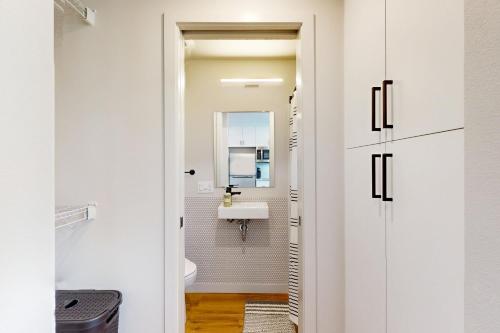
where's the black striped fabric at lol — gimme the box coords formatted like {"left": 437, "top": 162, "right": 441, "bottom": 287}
{"left": 288, "top": 91, "right": 299, "bottom": 325}
{"left": 289, "top": 132, "right": 298, "bottom": 151}
{"left": 288, "top": 243, "right": 299, "bottom": 319}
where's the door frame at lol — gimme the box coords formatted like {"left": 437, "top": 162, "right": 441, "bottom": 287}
{"left": 163, "top": 14, "right": 317, "bottom": 333}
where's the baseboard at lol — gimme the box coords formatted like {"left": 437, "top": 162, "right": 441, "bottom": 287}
{"left": 187, "top": 282, "right": 288, "bottom": 294}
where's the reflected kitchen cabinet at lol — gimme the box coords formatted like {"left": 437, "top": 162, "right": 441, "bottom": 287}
{"left": 214, "top": 111, "right": 275, "bottom": 188}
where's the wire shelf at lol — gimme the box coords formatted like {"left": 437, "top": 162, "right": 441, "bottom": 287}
{"left": 54, "top": 0, "right": 96, "bottom": 25}
{"left": 55, "top": 203, "right": 96, "bottom": 230}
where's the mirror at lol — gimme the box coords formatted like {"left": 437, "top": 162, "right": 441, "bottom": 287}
{"left": 214, "top": 111, "right": 274, "bottom": 188}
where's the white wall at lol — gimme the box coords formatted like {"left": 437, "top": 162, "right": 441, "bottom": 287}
{"left": 0, "top": 1, "right": 55, "bottom": 332}
{"left": 465, "top": 1, "right": 500, "bottom": 332}
{"left": 54, "top": 4, "right": 165, "bottom": 333}
{"left": 55, "top": 0, "right": 343, "bottom": 332}
{"left": 185, "top": 58, "right": 295, "bottom": 198}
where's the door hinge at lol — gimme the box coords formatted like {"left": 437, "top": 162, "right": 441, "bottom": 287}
{"left": 180, "top": 216, "right": 184, "bottom": 229}
{"left": 298, "top": 216, "right": 302, "bottom": 226}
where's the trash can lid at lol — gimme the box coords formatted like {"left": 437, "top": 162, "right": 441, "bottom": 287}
{"left": 56, "top": 290, "right": 122, "bottom": 328}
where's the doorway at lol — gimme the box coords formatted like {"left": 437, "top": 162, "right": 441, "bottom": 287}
{"left": 163, "top": 18, "right": 317, "bottom": 333}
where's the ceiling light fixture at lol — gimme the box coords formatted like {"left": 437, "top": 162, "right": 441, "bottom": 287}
{"left": 220, "top": 78, "right": 284, "bottom": 85}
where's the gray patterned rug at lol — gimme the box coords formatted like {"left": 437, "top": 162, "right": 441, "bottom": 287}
{"left": 243, "top": 302, "right": 295, "bottom": 333}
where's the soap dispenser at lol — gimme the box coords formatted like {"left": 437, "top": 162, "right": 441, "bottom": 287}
{"left": 224, "top": 185, "right": 241, "bottom": 207}
{"left": 224, "top": 187, "right": 232, "bottom": 207}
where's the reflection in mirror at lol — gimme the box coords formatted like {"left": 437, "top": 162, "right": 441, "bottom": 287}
{"left": 214, "top": 111, "right": 274, "bottom": 188}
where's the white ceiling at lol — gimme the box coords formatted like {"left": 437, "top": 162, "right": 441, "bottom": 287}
{"left": 184, "top": 40, "right": 297, "bottom": 59}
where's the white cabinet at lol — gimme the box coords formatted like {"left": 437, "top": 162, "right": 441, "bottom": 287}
{"left": 386, "top": 0, "right": 464, "bottom": 140}
{"left": 345, "top": 0, "right": 464, "bottom": 147}
{"left": 386, "top": 130, "right": 464, "bottom": 333}
{"left": 345, "top": 130, "right": 464, "bottom": 333}
{"left": 255, "top": 126, "right": 269, "bottom": 147}
{"left": 242, "top": 127, "right": 256, "bottom": 147}
{"left": 345, "top": 0, "right": 386, "bottom": 148}
{"left": 345, "top": 1, "right": 465, "bottom": 329}
{"left": 345, "top": 0, "right": 465, "bottom": 330}
{"left": 227, "top": 126, "right": 256, "bottom": 147}
{"left": 228, "top": 127, "right": 243, "bottom": 147}
{"left": 346, "top": 143, "right": 387, "bottom": 333}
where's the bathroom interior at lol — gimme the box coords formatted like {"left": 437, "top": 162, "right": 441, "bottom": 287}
{"left": 183, "top": 37, "right": 297, "bottom": 331}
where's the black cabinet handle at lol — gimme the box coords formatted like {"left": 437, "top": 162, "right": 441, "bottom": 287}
{"left": 371, "top": 154, "right": 382, "bottom": 198}
{"left": 382, "top": 80, "right": 394, "bottom": 129}
{"left": 184, "top": 169, "right": 195, "bottom": 175}
{"left": 372, "top": 87, "right": 381, "bottom": 132}
{"left": 382, "top": 153, "right": 393, "bottom": 202}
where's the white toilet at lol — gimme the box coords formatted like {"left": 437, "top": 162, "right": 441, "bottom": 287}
{"left": 184, "top": 258, "right": 197, "bottom": 287}
{"left": 184, "top": 258, "right": 197, "bottom": 323}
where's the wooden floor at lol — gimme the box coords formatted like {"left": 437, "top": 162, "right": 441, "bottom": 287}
{"left": 185, "top": 293, "right": 290, "bottom": 333}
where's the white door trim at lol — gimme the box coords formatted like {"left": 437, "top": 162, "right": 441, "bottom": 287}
{"left": 163, "top": 14, "right": 317, "bottom": 333}
{"left": 163, "top": 14, "right": 185, "bottom": 333}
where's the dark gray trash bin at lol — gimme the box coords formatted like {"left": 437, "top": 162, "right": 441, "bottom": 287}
{"left": 56, "top": 290, "right": 122, "bottom": 333}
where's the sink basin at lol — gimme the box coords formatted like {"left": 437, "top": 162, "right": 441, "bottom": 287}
{"left": 218, "top": 202, "right": 269, "bottom": 220}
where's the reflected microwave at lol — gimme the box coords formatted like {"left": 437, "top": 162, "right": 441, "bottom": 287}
{"left": 256, "top": 148, "right": 270, "bottom": 161}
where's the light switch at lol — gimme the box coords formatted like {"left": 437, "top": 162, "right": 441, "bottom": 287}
{"left": 198, "top": 181, "right": 214, "bottom": 193}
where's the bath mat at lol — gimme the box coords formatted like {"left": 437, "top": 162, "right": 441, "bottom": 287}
{"left": 243, "top": 301, "right": 295, "bottom": 333}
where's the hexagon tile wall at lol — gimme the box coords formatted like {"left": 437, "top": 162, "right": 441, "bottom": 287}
{"left": 185, "top": 197, "right": 288, "bottom": 293}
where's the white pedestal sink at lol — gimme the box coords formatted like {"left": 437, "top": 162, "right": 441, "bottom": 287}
{"left": 218, "top": 202, "right": 269, "bottom": 220}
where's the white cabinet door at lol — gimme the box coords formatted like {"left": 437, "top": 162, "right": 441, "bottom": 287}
{"left": 345, "top": 0, "right": 386, "bottom": 148}
{"left": 255, "top": 126, "right": 269, "bottom": 147}
{"left": 386, "top": 0, "right": 464, "bottom": 140}
{"left": 242, "top": 127, "right": 256, "bottom": 147}
{"left": 228, "top": 127, "right": 243, "bottom": 147}
{"left": 346, "top": 143, "right": 387, "bottom": 333}
{"left": 387, "top": 130, "right": 464, "bottom": 333}
{"left": 228, "top": 127, "right": 258, "bottom": 147}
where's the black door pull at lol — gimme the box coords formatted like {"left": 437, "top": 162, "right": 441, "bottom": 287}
{"left": 372, "top": 87, "right": 381, "bottom": 132}
{"left": 382, "top": 153, "right": 393, "bottom": 202}
{"left": 184, "top": 169, "right": 195, "bottom": 175}
{"left": 382, "top": 80, "right": 394, "bottom": 129}
{"left": 371, "top": 154, "right": 382, "bottom": 199}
